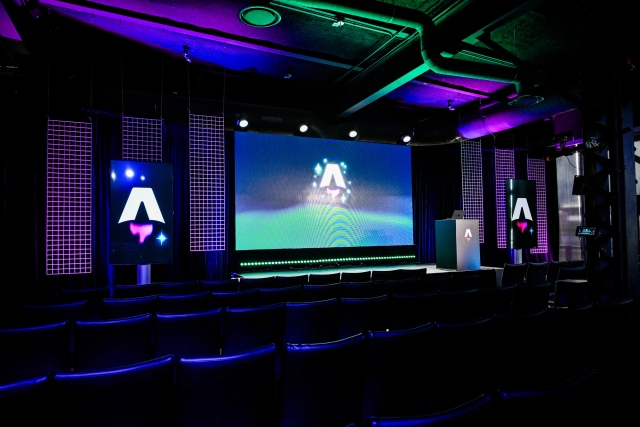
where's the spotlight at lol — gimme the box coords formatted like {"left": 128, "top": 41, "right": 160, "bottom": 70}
{"left": 348, "top": 129, "right": 358, "bottom": 138}
{"left": 401, "top": 134, "right": 412, "bottom": 144}
{"left": 183, "top": 45, "right": 191, "bottom": 63}
{"left": 447, "top": 100, "right": 456, "bottom": 111}
{"left": 237, "top": 115, "right": 249, "bottom": 128}
{"left": 299, "top": 123, "right": 308, "bottom": 133}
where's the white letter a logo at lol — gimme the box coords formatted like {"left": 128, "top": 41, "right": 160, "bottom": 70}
{"left": 512, "top": 198, "right": 533, "bottom": 220}
{"left": 119, "top": 188, "right": 165, "bottom": 223}
{"left": 319, "top": 164, "right": 346, "bottom": 188}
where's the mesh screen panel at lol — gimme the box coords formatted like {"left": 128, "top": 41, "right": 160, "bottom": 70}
{"left": 46, "top": 119, "right": 92, "bottom": 275}
{"left": 495, "top": 149, "right": 515, "bottom": 249}
{"left": 460, "top": 140, "right": 484, "bottom": 243}
{"left": 122, "top": 116, "right": 163, "bottom": 162}
{"left": 189, "top": 114, "right": 226, "bottom": 251}
{"left": 527, "top": 157, "right": 548, "bottom": 253}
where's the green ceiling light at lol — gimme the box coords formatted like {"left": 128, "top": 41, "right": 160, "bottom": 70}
{"left": 239, "top": 3, "right": 282, "bottom": 28}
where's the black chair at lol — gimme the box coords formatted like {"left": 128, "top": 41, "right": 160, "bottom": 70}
{"left": 238, "top": 276, "right": 277, "bottom": 291}
{"left": 101, "top": 295, "right": 157, "bottom": 320}
{"left": 283, "top": 298, "right": 340, "bottom": 345}
{"left": 550, "top": 279, "right": 589, "bottom": 308}
{"left": 157, "top": 279, "right": 201, "bottom": 295}
{"left": 545, "top": 305, "right": 594, "bottom": 377}
{"left": 436, "top": 288, "right": 483, "bottom": 323}
{"left": 433, "top": 316, "right": 497, "bottom": 412}
{"left": 389, "top": 291, "right": 439, "bottom": 330}
{"left": 510, "top": 283, "right": 553, "bottom": 315}
{"left": 381, "top": 279, "right": 422, "bottom": 295}
{"left": 477, "top": 285, "right": 516, "bottom": 316}
{"left": 73, "top": 314, "right": 154, "bottom": 371}
{"left": 59, "top": 286, "right": 109, "bottom": 320}
{"left": 567, "top": 259, "right": 585, "bottom": 268}
{"left": 368, "top": 393, "right": 496, "bottom": 427}
{"left": 0, "top": 375, "right": 49, "bottom": 426}
{"left": 557, "top": 266, "right": 587, "bottom": 281}
{"left": 0, "top": 321, "right": 70, "bottom": 384}
{"left": 274, "top": 274, "right": 309, "bottom": 286}
{"left": 525, "top": 261, "right": 549, "bottom": 286}
{"left": 156, "top": 291, "right": 209, "bottom": 314}
{"left": 222, "top": 303, "right": 284, "bottom": 356}
{"left": 279, "top": 334, "right": 366, "bottom": 427}
{"left": 362, "top": 323, "right": 438, "bottom": 423}
{"left": 176, "top": 344, "right": 277, "bottom": 427}
{"left": 546, "top": 260, "right": 568, "bottom": 286}
{"left": 447, "top": 271, "right": 485, "bottom": 291}
{"left": 301, "top": 283, "right": 342, "bottom": 302}
{"left": 23, "top": 300, "right": 89, "bottom": 326}
{"left": 257, "top": 285, "right": 303, "bottom": 306}
{"left": 339, "top": 294, "right": 389, "bottom": 339}
{"left": 153, "top": 309, "right": 222, "bottom": 359}
{"left": 113, "top": 283, "right": 159, "bottom": 299}
{"left": 417, "top": 274, "right": 452, "bottom": 292}
{"left": 340, "top": 281, "right": 387, "bottom": 298}
{"left": 371, "top": 268, "right": 424, "bottom": 281}
{"left": 340, "top": 270, "right": 372, "bottom": 282}
{"left": 53, "top": 355, "right": 175, "bottom": 427}
{"left": 209, "top": 288, "right": 258, "bottom": 309}
{"left": 589, "top": 297, "right": 635, "bottom": 368}
{"left": 501, "top": 263, "right": 528, "bottom": 287}
{"left": 200, "top": 278, "right": 239, "bottom": 292}
{"left": 308, "top": 272, "right": 341, "bottom": 285}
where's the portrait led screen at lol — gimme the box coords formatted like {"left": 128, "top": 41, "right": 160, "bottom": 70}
{"left": 506, "top": 179, "right": 538, "bottom": 249}
{"left": 235, "top": 133, "right": 414, "bottom": 250}
{"left": 110, "top": 160, "right": 173, "bottom": 264}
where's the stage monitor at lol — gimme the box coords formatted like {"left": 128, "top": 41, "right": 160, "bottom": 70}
{"left": 506, "top": 179, "right": 537, "bottom": 249}
{"left": 110, "top": 160, "right": 173, "bottom": 264}
{"left": 576, "top": 226, "right": 597, "bottom": 237}
{"left": 234, "top": 133, "right": 414, "bottom": 251}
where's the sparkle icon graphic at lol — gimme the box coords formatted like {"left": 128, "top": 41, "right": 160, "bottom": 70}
{"left": 157, "top": 231, "right": 168, "bottom": 245}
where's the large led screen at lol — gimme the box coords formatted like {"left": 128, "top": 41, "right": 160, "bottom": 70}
{"left": 235, "top": 133, "right": 414, "bottom": 250}
{"left": 110, "top": 160, "right": 173, "bottom": 264}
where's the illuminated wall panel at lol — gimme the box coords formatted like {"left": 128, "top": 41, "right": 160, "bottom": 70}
{"left": 189, "top": 114, "right": 226, "bottom": 251}
{"left": 122, "top": 116, "right": 163, "bottom": 162}
{"left": 46, "top": 119, "right": 92, "bottom": 275}
{"left": 527, "top": 157, "right": 548, "bottom": 253}
{"left": 495, "top": 149, "right": 515, "bottom": 248}
{"left": 460, "top": 140, "right": 484, "bottom": 243}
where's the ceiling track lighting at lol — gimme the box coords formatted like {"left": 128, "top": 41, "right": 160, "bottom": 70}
{"left": 299, "top": 123, "right": 309, "bottom": 133}
{"left": 237, "top": 115, "right": 249, "bottom": 128}
{"left": 348, "top": 129, "right": 358, "bottom": 138}
{"left": 447, "top": 100, "right": 455, "bottom": 111}
{"left": 183, "top": 45, "right": 191, "bottom": 63}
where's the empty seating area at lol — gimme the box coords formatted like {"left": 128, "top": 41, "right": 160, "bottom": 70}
{"left": 2, "top": 264, "right": 638, "bottom": 426}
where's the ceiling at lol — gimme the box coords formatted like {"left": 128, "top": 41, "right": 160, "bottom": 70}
{"left": 1, "top": 0, "right": 638, "bottom": 148}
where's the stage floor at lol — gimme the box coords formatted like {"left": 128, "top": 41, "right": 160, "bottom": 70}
{"left": 236, "top": 264, "right": 503, "bottom": 286}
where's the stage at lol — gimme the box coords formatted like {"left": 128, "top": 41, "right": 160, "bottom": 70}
{"left": 235, "top": 264, "right": 504, "bottom": 287}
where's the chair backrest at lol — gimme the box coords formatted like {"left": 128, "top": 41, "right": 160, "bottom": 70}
{"left": 0, "top": 375, "right": 50, "bottom": 426}
{"left": 341, "top": 270, "right": 372, "bottom": 282}
{"left": 301, "top": 283, "right": 342, "bottom": 302}
{"left": 389, "top": 291, "right": 439, "bottom": 330}
{"left": 274, "top": 274, "right": 309, "bottom": 287}
{"left": 447, "top": 271, "right": 485, "bottom": 291}
{"left": 283, "top": 298, "right": 340, "bottom": 345}
{"left": 477, "top": 285, "right": 516, "bottom": 316}
{"left": 257, "top": 285, "right": 303, "bottom": 306}
{"left": 177, "top": 345, "right": 277, "bottom": 427}
{"left": 209, "top": 288, "right": 258, "bottom": 309}
{"left": 113, "top": 283, "right": 159, "bottom": 299}
{"left": 436, "top": 288, "right": 484, "bottom": 323}
{"left": 418, "top": 274, "right": 453, "bottom": 292}
{"left": 222, "top": 303, "right": 284, "bottom": 356}
{"left": 200, "top": 278, "right": 239, "bottom": 292}
{"left": 501, "top": 263, "right": 528, "bottom": 287}
{"left": 153, "top": 309, "right": 222, "bottom": 359}
{"left": 53, "top": 355, "right": 175, "bottom": 427}
{"left": 280, "top": 334, "right": 367, "bottom": 427}
{"left": 238, "top": 276, "right": 276, "bottom": 291}
{"left": 101, "top": 295, "right": 157, "bottom": 320}
{"left": 156, "top": 291, "right": 209, "bottom": 314}
{"left": 511, "top": 282, "right": 553, "bottom": 315}
{"left": 525, "top": 262, "right": 549, "bottom": 286}
{"left": 157, "top": 279, "right": 201, "bottom": 295}
{"left": 339, "top": 294, "right": 390, "bottom": 339}
{"left": 308, "top": 272, "right": 341, "bottom": 285}
{"left": 0, "top": 321, "right": 70, "bottom": 384}
{"left": 23, "top": 300, "right": 89, "bottom": 326}
{"left": 557, "top": 266, "right": 587, "bottom": 281}
{"left": 371, "top": 268, "right": 425, "bottom": 281}
{"left": 368, "top": 393, "right": 496, "bottom": 427}
{"left": 552, "top": 279, "right": 589, "bottom": 308}
{"left": 363, "top": 323, "right": 438, "bottom": 422}
{"left": 340, "top": 281, "right": 387, "bottom": 298}
{"left": 547, "top": 260, "right": 569, "bottom": 286}
{"left": 74, "top": 314, "right": 153, "bottom": 371}
{"left": 59, "top": 286, "right": 109, "bottom": 320}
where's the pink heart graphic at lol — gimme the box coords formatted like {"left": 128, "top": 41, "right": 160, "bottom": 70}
{"left": 516, "top": 221, "right": 528, "bottom": 233}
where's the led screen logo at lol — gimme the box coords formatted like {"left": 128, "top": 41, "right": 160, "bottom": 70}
{"left": 506, "top": 179, "right": 537, "bottom": 249}
{"left": 110, "top": 160, "right": 173, "bottom": 264}
{"left": 313, "top": 159, "right": 351, "bottom": 203}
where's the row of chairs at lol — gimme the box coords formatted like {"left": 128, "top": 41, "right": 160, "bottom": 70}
{"left": 2, "top": 296, "right": 635, "bottom": 385}
{"left": 501, "top": 259, "right": 585, "bottom": 287}
{"left": 2, "top": 309, "right": 638, "bottom": 427}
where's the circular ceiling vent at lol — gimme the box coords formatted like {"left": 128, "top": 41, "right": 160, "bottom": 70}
{"left": 508, "top": 94, "right": 545, "bottom": 107}
{"left": 239, "top": 6, "right": 281, "bottom": 28}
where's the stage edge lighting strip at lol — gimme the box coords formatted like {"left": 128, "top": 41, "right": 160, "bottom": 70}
{"left": 495, "top": 149, "right": 515, "bottom": 249}
{"left": 460, "top": 140, "right": 484, "bottom": 243}
{"left": 189, "top": 114, "right": 226, "bottom": 251}
{"left": 46, "top": 119, "right": 92, "bottom": 275}
{"left": 239, "top": 255, "right": 416, "bottom": 268}
{"left": 527, "top": 157, "right": 548, "bottom": 254}
{"left": 122, "top": 116, "right": 163, "bottom": 162}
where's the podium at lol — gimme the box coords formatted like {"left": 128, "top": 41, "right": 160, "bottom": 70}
{"left": 435, "top": 219, "right": 480, "bottom": 271}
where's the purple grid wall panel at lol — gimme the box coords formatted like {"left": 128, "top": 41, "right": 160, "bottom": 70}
{"left": 189, "top": 114, "right": 226, "bottom": 251}
{"left": 122, "top": 116, "right": 163, "bottom": 162}
{"left": 495, "top": 149, "right": 515, "bottom": 249}
{"left": 46, "top": 119, "right": 92, "bottom": 275}
{"left": 527, "top": 157, "right": 548, "bottom": 254}
{"left": 460, "top": 140, "right": 484, "bottom": 243}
